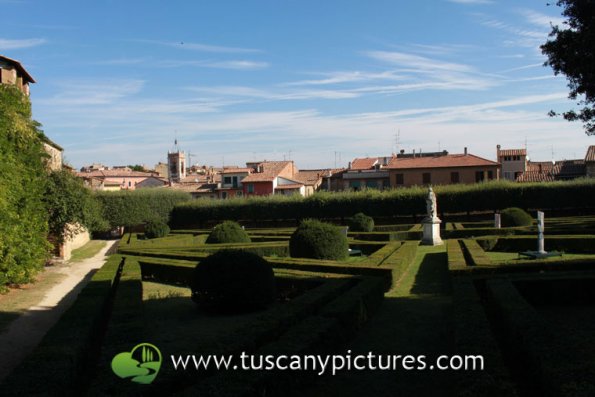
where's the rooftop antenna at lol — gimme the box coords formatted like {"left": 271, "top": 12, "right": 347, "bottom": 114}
{"left": 551, "top": 145, "right": 555, "bottom": 163}
{"left": 394, "top": 129, "right": 400, "bottom": 154}
{"left": 187, "top": 151, "right": 195, "bottom": 169}
{"left": 438, "top": 141, "right": 441, "bottom": 152}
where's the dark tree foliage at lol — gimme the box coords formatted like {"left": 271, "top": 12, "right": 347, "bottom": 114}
{"left": 191, "top": 250, "right": 276, "bottom": 313}
{"left": 0, "top": 86, "right": 50, "bottom": 287}
{"left": 541, "top": 0, "right": 595, "bottom": 134}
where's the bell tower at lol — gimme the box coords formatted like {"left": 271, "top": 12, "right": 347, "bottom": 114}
{"left": 168, "top": 139, "right": 186, "bottom": 183}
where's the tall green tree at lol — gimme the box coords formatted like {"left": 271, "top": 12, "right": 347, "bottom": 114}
{"left": 0, "top": 85, "right": 50, "bottom": 288}
{"left": 44, "top": 169, "right": 108, "bottom": 244}
{"left": 541, "top": 0, "right": 595, "bottom": 134}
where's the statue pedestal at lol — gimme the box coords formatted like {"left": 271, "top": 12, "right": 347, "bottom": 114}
{"left": 421, "top": 217, "right": 443, "bottom": 246}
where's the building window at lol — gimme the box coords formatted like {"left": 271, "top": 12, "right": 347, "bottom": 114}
{"left": 247, "top": 184, "right": 254, "bottom": 193}
{"left": 236, "top": 191, "right": 242, "bottom": 197}
{"left": 422, "top": 173, "right": 431, "bottom": 185}
{"left": 475, "top": 171, "right": 485, "bottom": 182}
{"left": 395, "top": 173, "right": 404, "bottom": 185}
{"left": 487, "top": 170, "right": 494, "bottom": 180}
{"left": 366, "top": 180, "right": 377, "bottom": 189}
{"left": 221, "top": 191, "right": 228, "bottom": 199}
{"left": 450, "top": 172, "right": 459, "bottom": 183}
{"left": 224, "top": 176, "right": 232, "bottom": 184}
{"left": 232, "top": 176, "right": 238, "bottom": 188}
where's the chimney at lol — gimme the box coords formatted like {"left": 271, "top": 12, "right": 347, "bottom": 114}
{"left": 400, "top": 149, "right": 405, "bottom": 155}
{"left": 464, "top": 147, "right": 468, "bottom": 155}
{"left": 348, "top": 161, "right": 352, "bottom": 169}
{"left": 413, "top": 149, "right": 416, "bottom": 157}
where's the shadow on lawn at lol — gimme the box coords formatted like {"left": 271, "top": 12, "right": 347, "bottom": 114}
{"left": 410, "top": 251, "right": 451, "bottom": 296}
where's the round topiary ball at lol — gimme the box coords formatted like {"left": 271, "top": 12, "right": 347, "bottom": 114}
{"left": 206, "top": 221, "right": 251, "bottom": 244}
{"left": 144, "top": 220, "right": 170, "bottom": 239}
{"left": 191, "top": 250, "right": 276, "bottom": 313}
{"left": 348, "top": 212, "right": 375, "bottom": 232}
{"left": 500, "top": 207, "right": 533, "bottom": 227}
{"left": 289, "top": 219, "right": 349, "bottom": 260}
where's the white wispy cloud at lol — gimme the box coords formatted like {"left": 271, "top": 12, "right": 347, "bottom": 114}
{"left": 135, "top": 39, "right": 262, "bottom": 54}
{"left": 38, "top": 79, "right": 145, "bottom": 106}
{"left": 283, "top": 71, "right": 406, "bottom": 86}
{"left": 188, "top": 85, "right": 359, "bottom": 101}
{"left": 519, "top": 9, "right": 565, "bottom": 28}
{"left": 366, "top": 50, "right": 474, "bottom": 73}
{"left": 153, "top": 59, "right": 269, "bottom": 70}
{"left": 0, "top": 37, "right": 46, "bottom": 50}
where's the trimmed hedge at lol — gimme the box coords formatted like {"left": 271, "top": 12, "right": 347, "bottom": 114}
{"left": 178, "top": 276, "right": 385, "bottom": 396}
{"left": 452, "top": 277, "right": 518, "bottom": 396}
{"left": 460, "top": 239, "right": 492, "bottom": 266}
{"left": 191, "top": 250, "right": 276, "bottom": 313}
{"left": 501, "top": 207, "right": 533, "bottom": 227}
{"left": 206, "top": 221, "right": 251, "bottom": 244}
{"left": 96, "top": 189, "right": 191, "bottom": 229}
{"left": 447, "top": 240, "right": 467, "bottom": 270}
{"left": 144, "top": 220, "right": 170, "bottom": 239}
{"left": 485, "top": 279, "right": 595, "bottom": 396}
{"left": 290, "top": 219, "right": 349, "bottom": 260}
{"left": 348, "top": 212, "right": 374, "bottom": 232}
{"left": 476, "top": 235, "right": 595, "bottom": 254}
{"left": 170, "top": 179, "right": 595, "bottom": 227}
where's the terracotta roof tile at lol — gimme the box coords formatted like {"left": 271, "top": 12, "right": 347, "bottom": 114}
{"left": 388, "top": 153, "right": 498, "bottom": 169}
{"left": 221, "top": 168, "right": 253, "bottom": 174}
{"left": 350, "top": 157, "right": 379, "bottom": 170}
{"left": 516, "top": 172, "right": 555, "bottom": 182}
{"left": 241, "top": 161, "right": 293, "bottom": 182}
{"left": 77, "top": 170, "right": 157, "bottom": 178}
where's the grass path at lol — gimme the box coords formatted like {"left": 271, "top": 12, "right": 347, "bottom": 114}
{"left": 302, "top": 245, "right": 453, "bottom": 397}
{"left": 0, "top": 240, "right": 116, "bottom": 381}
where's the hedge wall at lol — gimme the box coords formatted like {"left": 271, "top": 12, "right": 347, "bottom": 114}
{"left": 96, "top": 189, "right": 191, "bottom": 229}
{"left": 171, "top": 179, "right": 595, "bottom": 228}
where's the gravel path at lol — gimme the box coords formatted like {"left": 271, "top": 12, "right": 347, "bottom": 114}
{"left": 0, "top": 240, "right": 118, "bottom": 382}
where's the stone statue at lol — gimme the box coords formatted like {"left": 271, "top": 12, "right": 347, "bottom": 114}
{"left": 426, "top": 186, "right": 437, "bottom": 219}
{"left": 421, "top": 186, "right": 443, "bottom": 245}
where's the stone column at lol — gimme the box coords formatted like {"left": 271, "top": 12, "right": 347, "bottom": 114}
{"left": 537, "top": 211, "right": 545, "bottom": 254}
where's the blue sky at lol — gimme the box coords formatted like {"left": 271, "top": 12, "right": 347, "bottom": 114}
{"left": 1, "top": 0, "right": 592, "bottom": 169}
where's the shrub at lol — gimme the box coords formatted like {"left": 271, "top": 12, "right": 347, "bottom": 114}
{"left": 206, "top": 221, "right": 251, "bottom": 244}
{"left": 144, "top": 220, "right": 170, "bottom": 239}
{"left": 500, "top": 207, "right": 533, "bottom": 227}
{"left": 348, "top": 212, "right": 375, "bottom": 232}
{"left": 191, "top": 250, "right": 276, "bottom": 313}
{"left": 289, "top": 219, "right": 349, "bottom": 260}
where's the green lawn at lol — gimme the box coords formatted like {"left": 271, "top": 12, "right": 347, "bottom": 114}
{"left": 69, "top": 240, "right": 107, "bottom": 262}
{"left": 0, "top": 268, "right": 66, "bottom": 332}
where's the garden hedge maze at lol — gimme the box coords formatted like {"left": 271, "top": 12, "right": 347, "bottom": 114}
{"left": 3, "top": 213, "right": 595, "bottom": 395}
